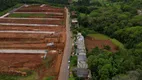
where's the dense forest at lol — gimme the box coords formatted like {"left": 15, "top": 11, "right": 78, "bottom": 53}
{"left": 70, "top": 0, "right": 142, "bottom": 80}
{"left": 71, "top": 0, "right": 142, "bottom": 49}
{"left": 0, "top": 0, "right": 18, "bottom": 11}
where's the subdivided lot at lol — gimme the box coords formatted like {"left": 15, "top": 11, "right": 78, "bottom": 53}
{"left": 21, "top": 5, "right": 63, "bottom": 10}
{"left": 85, "top": 33, "right": 125, "bottom": 52}
{"left": 0, "top": 43, "right": 65, "bottom": 50}
{"left": 0, "top": 4, "right": 22, "bottom": 16}
{"left": 0, "top": 53, "right": 58, "bottom": 78}
{"left": 0, "top": 4, "right": 67, "bottom": 80}
{"left": 16, "top": 8, "right": 64, "bottom": 13}
{"left": 0, "top": 19, "right": 64, "bottom": 25}
{"left": 7, "top": 13, "right": 64, "bottom": 19}
{"left": 0, "top": 25, "right": 65, "bottom": 32}
{"left": 16, "top": 5, "right": 64, "bottom": 13}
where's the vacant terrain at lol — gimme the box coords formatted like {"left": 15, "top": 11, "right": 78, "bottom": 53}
{"left": 0, "top": 4, "right": 67, "bottom": 80}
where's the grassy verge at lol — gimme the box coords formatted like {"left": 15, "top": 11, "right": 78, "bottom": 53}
{"left": 70, "top": 56, "right": 77, "bottom": 69}
{"left": 88, "top": 33, "right": 125, "bottom": 49}
{"left": 19, "top": 71, "right": 38, "bottom": 80}
{"left": 111, "top": 39, "right": 125, "bottom": 49}
{"left": 88, "top": 33, "right": 110, "bottom": 40}
{"left": 0, "top": 71, "right": 37, "bottom": 80}
{"left": 8, "top": 13, "right": 46, "bottom": 18}
{"left": 68, "top": 73, "right": 76, "bottom": 80}
{"left": 0, "top": 4, "right": 22, "bottom": 16}
{"left": 43, "top": 76, "right": 55, "bottom": 80}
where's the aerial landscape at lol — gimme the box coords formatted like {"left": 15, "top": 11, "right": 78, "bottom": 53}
{"left": 0, "top": 0, "right": 142, "bottom": 80}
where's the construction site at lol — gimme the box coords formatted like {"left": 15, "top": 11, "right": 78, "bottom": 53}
{"left": 0, "top": 4, "right": 67, "bottom": 80}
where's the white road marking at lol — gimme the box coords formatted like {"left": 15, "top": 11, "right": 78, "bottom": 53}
{"left": 0, "top": 49, "right": 47, "bottom": 54}
{"left": 0, "top": 30, "right": 55, "bottom": 34}
{"left": 0, "top": 23, "right": 59, "bottom": 27}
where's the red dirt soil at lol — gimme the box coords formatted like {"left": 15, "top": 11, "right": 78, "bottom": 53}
{"left": 0, "top": 25, "right": 65, "bottom": 32}
{"left": 16, "top": 5, "right": 64, "bottom": 13}
{"left": 85, "top": 36, "right": 118, "bottom": 52}
{"left": 0, "top": 19, "right": 64, "bottom": 25}
{"left": 0, "top": 54, "right": 43, "bottom": 71}
{"left": 0, "top": 4, "right": 67, "bottom": 80}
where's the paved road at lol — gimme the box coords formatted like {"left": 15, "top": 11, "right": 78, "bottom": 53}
{"left": 58, "top": 8, "right": 72, "bottom": 80}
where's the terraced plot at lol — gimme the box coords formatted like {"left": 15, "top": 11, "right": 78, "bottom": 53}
{"left": 0, "top": 4, "right": 67, "bottom": 80}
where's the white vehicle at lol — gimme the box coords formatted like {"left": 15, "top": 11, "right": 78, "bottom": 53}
{"left": 68, "top": 65, "right": 70, "bottom": 69}
{"left": 68, "top": 60, "right": 70, "bottom": 63}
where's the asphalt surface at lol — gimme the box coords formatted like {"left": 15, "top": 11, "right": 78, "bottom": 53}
{"left": 58, "top": 8, "right": 72, "bottom": 80}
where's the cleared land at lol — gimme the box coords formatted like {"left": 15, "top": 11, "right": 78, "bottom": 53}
{"left": 0, "top": 4, "right": 67, "bottom": 80}
{"left": 85, "top": 33, "right": 124, "bottom": 52}
{"left": 7, "top": 13, "right": 64, "bottom": 19}
{"left": 0, "top": 18, "right": 64, "bottom": 25}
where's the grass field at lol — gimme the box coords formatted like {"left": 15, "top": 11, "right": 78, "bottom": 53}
{"left": 43, "top": 76, "right": 55, "bottom": 80}
{"left": 8, "top": 13, "right": 47, "bottom": 18}
{"left": 88, "top": 33, "right": 125, "bottom": 49}
{"left": 0, "top": 4, "right": 22, "bottom": 16}
{"left": 68, "top": 74, "right": 76, "bottom": 80}
{"left": 111, "top": 39, "right": 125, "bottom": 49}
{"left": 88, "top": 34, "right": 110, "bottom": 40}
{"left": 0, "top": 71, "right": 38, "bottom": 80}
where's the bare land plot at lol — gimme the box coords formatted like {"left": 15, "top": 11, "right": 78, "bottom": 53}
{"left": 0, "top": 18, "right": 64, "bottom": 25}
{"left": 85, "top": 33, "right": 124, "bottom": 52}
{"left": 0, "top": 4, "right": 67, "bottom": 80}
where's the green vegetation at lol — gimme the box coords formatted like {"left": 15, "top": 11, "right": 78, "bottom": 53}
{"left": 0, "top": 0, "right": 68, "bottom": 16}
{"left": 88, "top": 34, "right": 110, "bottom": 40}
{"left": 68, "top": 74, "right": 76, "bottom": 80}
{"left": 0, "top": 71, "right": 38, "bottom": 80}
{"left": 103, "top": 45, "right": 111, "bottom": 50}
{"left": 71, "top": 0, "right": 142, "bottom": 49}
{"left": 0, "top": 75, "right": 19, "bottom": 80}
{"left": 0, "top": 0, "right": 18, "bottom": 12}
{"left": 87, "top": 48, "right": 142, "bottom": 80}
{"left": 43, "top": 76, "right": 54, "bottom": 80}
{"left": 0, "top": 4, "right": 22, "bottom": 16}
{"left": 115, "top": 26, "right": 142, "bottom": 48}
{"left": 19, "top": 72, "right": 38, "bottom": 80}
{"left": 8, "top": 13, "right": 46, "bottom": 18}
{"left": 111, "top": 39, "right": 125, "bottom": 49}
{"left": 70, "top": 56, "right": 77, "bottom": 68}
{"left": 19, "top": 0, "right": 68, "bottom": 4}
{"left": 71, "top": 0, "right": 142, "bottom": 79}
{"left": 88, "top": 33, "right": 125, "bottom": 49}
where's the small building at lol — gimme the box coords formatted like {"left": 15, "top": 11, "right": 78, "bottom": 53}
{"left": 71, "top": 11, "right": 77, "bottom": 17}
{"left": 74, "top": 33, "right": 91, "bottom": 79}
{"left": 77, "top": 68, "right": 89, "bottom": 78}
{"left": 72, "top": 18, "right": 78, "bottom": 25}
{"left": 137, "top": 9, "right": 142, "bottom": 15}
{"left": 77, "top": 55, "right": 88, "bottom": 68}
{"left": 68, "top": 0, "right": 73, "bottom": 4}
